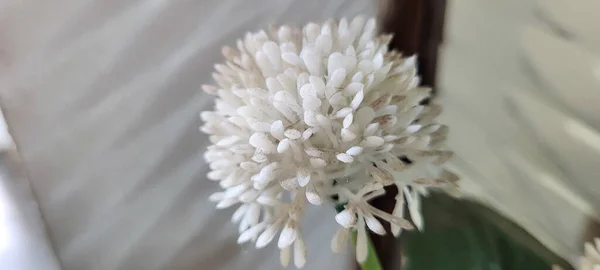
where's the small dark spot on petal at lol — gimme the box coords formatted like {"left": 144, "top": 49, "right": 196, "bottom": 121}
{"left": 399, "top": 156, "right": 413, "bottom": 164}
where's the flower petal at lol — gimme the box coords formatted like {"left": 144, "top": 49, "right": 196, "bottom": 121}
{"left": 404, "top": 187, "right": 424, "bottom": 231}
{"left": 294, "top": 235, "right": 307, "bottom": 268}
{"left": 356, "top": 225, "right": 368, "bottom": 263}
{"left": 304, "top": 147, "right": 324, "bottom": 157}
{"left": 336, "top": 153, "right": 354, "bottom": 163}
{"left": 256, "top": 223, "right": 280, "bottom": 248}
{"left": 327, "top": 52, "right": 345, "bottom": 75}
{"left": 252, "top": 153, "right": 268, "bottom": 163}
{"left": 306, "top": 184, "right": 322, "bottom": 205}
{"left": 341, "top": 128, "right": 357, "bottom": 142}
{"left": 249, "top": 133, "right": 276, "bottom": 152}
{"left": 216, "top": 198, "right": 238, "bottom": 209}
{"left": 371, "top": 94, "right": 391, "bottom": 111}
{"left": 302, "top": 128, "right": 314, "bottom": 141}
{"left": 385, "top": 154, "right": 408, "bottom": 171}
{"left": 331, "top": 228, "right": 349, "bottom": 253}
{"left": 238, "top": 223, "right": 266, "bottom": 244}
{"left": 278, "top": 221, "right": 299, "bottom": 248}
{"left": 303, "top": 110, "right": 319, "bottom": 126}
{"left": 277, "top": 138, "right": 291, "bottom": 153}
{"left": 208, "top": 192, "right": 225, "bottom": 202}
{"left": 301, "top": 48, "right": 322, "bottom": 76}
{"left": 201, "top": 85, "right": 218, "bottom": 95}
{"left": 309, "top": 158, "right": 327, "bottom": 169}
{"left": 280, "top": 247, "right": 291, "bottom": 267}
{"left": 350, "top": 90, "right": 365, "bottom": 109}
{"left": 297, "top": 169, "right": 311, "bottom": 187}
{"left": 434, "top": 150, "right": 454, "bottom": 165}
{"left": 328, "top": 68, "right": 347, "bottom": 89}
{"left": 346, "top": 146, "right": 363, "bottom": 156}
{"left": 309, "top": 75, "right": 326, "bottom": 97}
{"left": 391, "top": 192, "right": 405, "bottom": 237}
{"left": 343, "top": 113, "right": 354, "bottom": 128}
{"left": 363, "top": 123, "right": 380, "bottom": 137}
{"left": 336, "top": 107, "right": 353, "bottom": 119}
{"left": 335, "top": 209, "right": 357, "bottom": 228}
{"left": 284, "top": 129, "right": 302, "bottom": 140}
{"left": 280, "top": 177, "right": 299, "bottom": 190}
{"left": 232, "top": 204, "right": 248, "bottom": 223}
{"left": 361, "top": 136, "right": 385, "bottom": 148}
{"left": 281, "top": 52, "right": 300, "bottom": 65}
{"left": 270, "top": 120, "right": 285, "bottom": 140}
{"left": 368, "top": 166, "right": 395, "bottom": 186}
{"left": 364, "top": 212, "right": 386, "bottom": 235}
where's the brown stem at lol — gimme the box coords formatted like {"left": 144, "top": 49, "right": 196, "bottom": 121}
{"left": 363, "top": 1, "right": 447, "bottom": 269}
{"left": 377, "top": 0, "right": 446, "bottom": 89}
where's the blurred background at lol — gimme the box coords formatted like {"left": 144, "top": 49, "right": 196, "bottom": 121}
{"left": 0, "top": 0, "right": 597, "bottom": 269}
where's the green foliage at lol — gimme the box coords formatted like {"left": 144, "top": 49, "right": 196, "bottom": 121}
{"left": 401, "top": 193, "right": 572, "bottom": 270}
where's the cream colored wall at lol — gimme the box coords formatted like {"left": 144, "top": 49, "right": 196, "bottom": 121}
{"left": 440, "top": 0, "right": 600, "bottom": 266}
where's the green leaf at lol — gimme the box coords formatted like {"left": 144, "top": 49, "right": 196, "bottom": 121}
{"left": 401, "top": 193, "right": 573, "bottom": 270}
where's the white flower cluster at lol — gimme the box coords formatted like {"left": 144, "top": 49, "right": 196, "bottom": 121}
{"left": 200, "top": 17, "right": 457, "bottom": 268}
{"left": 555, "top": 238, "right": 600, "bottom": 270}
{"left": 581, "top": 238, "right": 600, "bottom": 270}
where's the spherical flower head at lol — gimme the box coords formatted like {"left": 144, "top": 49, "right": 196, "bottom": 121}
{"left": 200, "top": 16, "right": 457, "bottom": 268}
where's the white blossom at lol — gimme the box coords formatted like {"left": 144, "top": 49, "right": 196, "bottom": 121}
{"left": 200, "top": 16, "right": 457, "bottom": 267}
{"left": 580, "top": 238, "right": 600, "bottom": 270}
{"left": 553, "top": 238, "right": 600, "bottom": 270}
